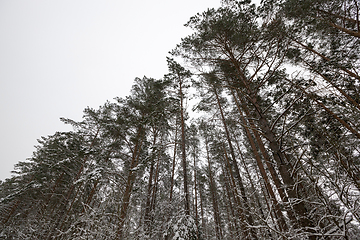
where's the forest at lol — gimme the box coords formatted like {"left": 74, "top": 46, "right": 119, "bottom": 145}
{"left": 1, "top": 0, "right": 360, "bottom": 239}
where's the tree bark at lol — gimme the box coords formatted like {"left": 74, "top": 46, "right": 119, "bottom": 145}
{"left": 204, "top": 134, "right": 223, "bottom": 240}
{"left": 213, "top": 86, "right": 257, "bottom": 239}
{"left": 116, "top": 127, "right": 145, "bottom": 240}
{"left": 179, "top": 77, "right": 191, "bottom": 216}
{"left": 169, "top": 117, "right": 178, "bottom": 203}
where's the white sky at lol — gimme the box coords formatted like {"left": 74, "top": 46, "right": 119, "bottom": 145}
{"left": 0, "top": 0, "right": 223, "bottom": 180}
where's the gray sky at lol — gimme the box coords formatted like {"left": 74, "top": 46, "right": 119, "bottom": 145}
{"left": 0, "top": 0, "right": 222, "bottom": 180}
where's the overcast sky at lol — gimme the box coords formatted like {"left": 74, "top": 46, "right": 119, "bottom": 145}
{"left": 0, "top": 0, "right": 224, "bottom": 180}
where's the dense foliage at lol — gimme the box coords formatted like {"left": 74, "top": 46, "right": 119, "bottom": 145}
{"left": 1, "top": 0, "right": 359, "bottom": 239}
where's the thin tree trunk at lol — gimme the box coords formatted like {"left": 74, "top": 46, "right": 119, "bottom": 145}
{"left": 169, "top": 117, "right": 178, "bottom": 203}
{"left": 116, "top": 127, "right": 145, "bottom": 240}
{"left": 204, "top": 134, "right": 223, "bottom": 240}
{"left": 144, "top": 130, "right": 159, "bottom": 232}
{"left": 150, "top": 147, "right": 162, "bottom": 219}
{"left": 220, "top": 164, "right": 241, "bottom": 239}
{"left": 221, "top": 143, "right": 250, "bottom": 239}
{"left": 233, "top": 138, "right": 279, "bottom": 239}
{"left": 192, "top": 149, "right": 199, "bottom": 235}
{"left": 213, "top": 86, "right": 257, "bottom": 239}
{"left": 179, "top": 79, "right": 191, "bottom": 216}
{"left": 199, "top": 180, "right": 207, "bottom": 239}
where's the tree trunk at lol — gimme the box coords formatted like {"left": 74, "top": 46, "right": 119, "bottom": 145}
{"left": 116, "top": 127, "right": 145, "bottom": 240}
{"left": 204, "top": 134, "right": 223, "bottom": 240}
{"left": 225, "top": 51, "right": 316, "bottom": 237}
{"left": 179, "top": 79, "right": 191, "bottom": 216}
{"left": 169, "top": 117, "right": 178, "bottom": 203}
{"left": 221, "top": 143, "right": 252, "bottom": 239}
{"left": 144, "top": 130, "right": 159, "bottom": 232}
{"left": 213, "top": 86, "right": 257, "bottom": 239}
{"left": 233, "top": 101, "right": 288, "bottom": 233}
{"left": 192, "top": 148, "right": 199, "bottom": 235}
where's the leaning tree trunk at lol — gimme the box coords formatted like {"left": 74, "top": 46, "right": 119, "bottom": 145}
{"left": 213, "top": 86, "right": 257, "bottom": 239}
{"left": 224, "top": 49, "right": 317, "bottom": 237}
